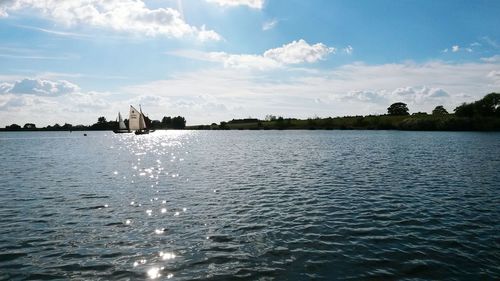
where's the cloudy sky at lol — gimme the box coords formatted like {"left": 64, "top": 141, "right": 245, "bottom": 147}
{"left": 1, "top": 0, "right": 500, "bottom": 126}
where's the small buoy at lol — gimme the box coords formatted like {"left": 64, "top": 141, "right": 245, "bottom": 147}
{"left": 83, "top": 133, "right": 87, "bottom": 136}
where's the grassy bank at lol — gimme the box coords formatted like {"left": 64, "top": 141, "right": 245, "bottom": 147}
{"left": 188, "top": 114, "right": 500, "bottom": 131}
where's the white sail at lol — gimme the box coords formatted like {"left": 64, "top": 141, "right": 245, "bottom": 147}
{"left": 129, "top": 105, "right": 141, "bottom": 130}
{"left": 118, "top": 112, "right": 127, "bottom": 130}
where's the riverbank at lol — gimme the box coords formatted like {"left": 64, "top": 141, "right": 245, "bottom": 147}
{"left": 187, "top": 114, "right": 500, "bottom": 131}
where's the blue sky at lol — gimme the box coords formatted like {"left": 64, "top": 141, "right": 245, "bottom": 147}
{"left": 1, "top": 0, "right": 499, "bottom": 126}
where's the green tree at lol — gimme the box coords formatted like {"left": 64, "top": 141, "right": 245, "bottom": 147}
{"left": 387, "top": 102, "right": 410, "bottom": 116}
{"left": 219, "top": 121, "right": 228, "bottom": 129}
{"left": 97, "top": 116, "right": 107, "bottom": 123}
{"left": 23, "top": 123, "right": 36, "bottom": 129}
{"left": 476, "top": 93, "right": 500, "bottom": 117}
{"left": 432, "top": 105, "right": 448, "bottom": 115}
{"left": 161, "top": 116, "right": 172, "bottom": 128}
{"left": 265, "top": 115, "right": 277, "bottom": 121}
{"left": 454, "top": 102, "right": 474, "bottom": 117}
{"left": 171, "top": 116, "right": 186, "bottom": 129}
{"left": 62, "top": 123, "right": 73, "bottom": 130}
{"left": 454, "top": 93, "right": 500, "bottom": 117}
{"left": 6, "top": 124, "right": 21, "bottom": 130}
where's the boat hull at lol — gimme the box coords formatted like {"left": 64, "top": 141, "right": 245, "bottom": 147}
{"left": 134, "top": 130, "right": 150, "bottom": 135}
{"left": 113, "top": 129, "right": 131, "bottom": 134}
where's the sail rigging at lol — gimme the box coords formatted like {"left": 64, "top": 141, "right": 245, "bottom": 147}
{"left": 129, "top": 105, "right": 150, "bottom": 134}
{"left": 118, "top": 112, "right": 126, "bottom": 130}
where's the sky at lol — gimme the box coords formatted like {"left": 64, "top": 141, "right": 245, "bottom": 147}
{"left": 0, "top": 0, "right": 500, "bottom": 127}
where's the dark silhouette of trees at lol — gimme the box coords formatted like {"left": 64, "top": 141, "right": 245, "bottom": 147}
{"left": 228, "top": 118, "right": 260, "bottom": 124}
{"left": 265, "top": 115, "right": 277, "bottom": 121}
{"left": 2, "top": 114, "right": 187, "bottom": 131}
{"left": 476, "top": 93, "right": 500, "bottom": 117}
{"left": 6, "top": 124, "right": 21, "bottom": 130}
{"left": 150, "top": 119, "right": 161, "bottom": 129}
{"left": 454, "top": 102, "right": 474, "bottom": 117}
{"left": 91, "top": 117, "right": 114, "bottom": 130}
{"left": 432, "top": 105, "right": 448, "bottom": 115}
{"left": 455, "top": 93, "right": 500, "bottom": 117}
{"left": 23, "top": 123, "right": 36, "bottom": 129}
{"left": 387, "top": 102, "right": 409, "bottom": 116}
{"left": 161, "top": 116, "right": 172, "bottom": 127}
{"left": 412, "top": 112, "right": 428, "bottom": 116}
{"left": 219, "top": 121, "right": 229, "bottom": 129}
{"left": 160, "top": 116, "right": 186, "bottom": 129}
{"left": 172, "top": 116, "right": 186, "bottom": 129}
{"left": 62, "top": 123, "right": 73, "bottom": 130}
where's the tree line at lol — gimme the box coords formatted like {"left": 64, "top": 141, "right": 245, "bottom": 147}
{"left": 190, "top": 93, "right": 500, "bottom": 131}
{"left": 3, "top": 115, "right": 187, "bottom": 131}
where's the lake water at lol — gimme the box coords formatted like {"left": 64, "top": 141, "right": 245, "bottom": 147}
{"left": 0, "top": 130, "right": 499, "bottom": 280}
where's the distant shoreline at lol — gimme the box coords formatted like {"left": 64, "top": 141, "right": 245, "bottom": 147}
{"left": 2, "top": 114, "right": 499, "bottom": 132}
{"left": 187, "top": 114, "right": 500, "bottom": 131}
{"left": 3, "top": 93, "right": 499, "bottom": 132}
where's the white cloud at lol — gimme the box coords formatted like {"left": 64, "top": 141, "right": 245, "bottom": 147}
{"left": 0, "top": 0, "right": 220, "bottom": 41}
{"left": 206, "top": 0, "right": 264, "bottom": 9}
{"left": 209, "top": 52, "right": 281, "bottom": 70}
{"left": 1, "top": 78, "right": 80, "bottom": 96}
{"left": 343, "top": 45, "right": 353, "bottom": 55}
{"left": 487, "top": 70, "right": 500, "bottom": 85}
{"left": 264, "top": 39, "right": 335, "bottom": 64}
{"left": 119, "top": 59, "right": 500, "bottom": 124}
{"left": 0, "top": 77, "right": 114, "bottom": 126}
{"left": 2, "top": 58, "right": 499, "bottom": 126}
{"left": 487, "top": 70, "right": 500, "bottom": 78}
{"left": 444, "top": 41, "right": 487, "bottom": 54}
{"left": 172, "top": 39, "right": 335, "bottom": 70}
{"left": 481, "top": 55, "right": 500, "bottom": 63}
{"left": 197, "top": 25, "right": 223, "bottom": 42}
{"left": 339, "top": 87, "right": 449, "bottom": 105}
{"left": 262, "top": 18, "right": 278, "bottom": 31}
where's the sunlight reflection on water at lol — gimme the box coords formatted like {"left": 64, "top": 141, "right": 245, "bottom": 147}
{"left": 1, "top": 131, "right": 499, "bottom": 280}
{"left": 111, "top": 130, "right": 197, "bottom": 278}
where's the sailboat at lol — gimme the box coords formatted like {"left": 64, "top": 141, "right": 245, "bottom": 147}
{"left": 129, "top": 105, "right": 150, "bottom": 135}
{"left": 113, "top": 112, "right": 131, "bottom": 134}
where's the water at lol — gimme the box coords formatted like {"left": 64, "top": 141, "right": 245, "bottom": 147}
{"left": 0, "top": 130, "right": 499, "bottom": 280}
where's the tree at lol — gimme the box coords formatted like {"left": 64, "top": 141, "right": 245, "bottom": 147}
{"left": 143, "top": 115, "right": 152, "bottom": 128}
{"left": 6, "top": 124, "right": 21, "bottom": 130}
{"left": 171, "top": 116, "right": 186, "bottom": 129}
{"left": 454, "top": 102, "right": 474, "bottom": 117}
{"left": 161, "top": 116, "right": 172, "bottom": 128}
{"left": 432, "top": 105, "right": 448, "bottom": 115}
{"left": 62, "top": 123, "right": 73, "bottom": 130}
{"left": 265, "top": 115, "right": 277, "bottom": 121}
{"left": 23, "top": 123, "right": 36, "bottom": 129}
{"left": 475, "top": 93, "right": 500, "bottom": 117}
{"left": 387, "top": 102, "right": 409, "bottom": 116}
{"left": 219, "top": 121, "right": 228, "bottom": 129}
{"left": 454, "top": 93, "right": 500, "bottom": 117}
{"left": 150, "top": 120, "right": 161, "bottom": 129}
{"left": 97, "top": 116, "right": 107, "bottom": 123}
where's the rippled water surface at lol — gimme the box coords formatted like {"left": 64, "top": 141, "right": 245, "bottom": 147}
{"left": 1, "top": 130, "right": 499, "bottom": 280}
